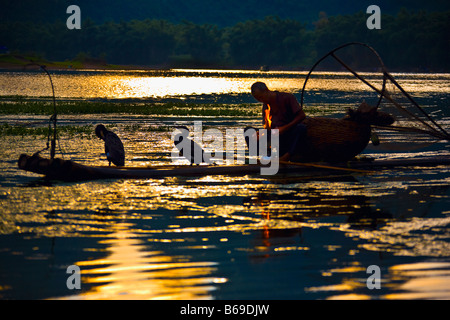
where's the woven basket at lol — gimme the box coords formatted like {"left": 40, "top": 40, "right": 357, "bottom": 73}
{"left": 292, "top": 117, "right": 371, "bottom": 163}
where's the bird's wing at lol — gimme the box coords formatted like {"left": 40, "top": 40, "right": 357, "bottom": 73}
{"left": 105, "top": 132, "right": 125, "bottom": 165}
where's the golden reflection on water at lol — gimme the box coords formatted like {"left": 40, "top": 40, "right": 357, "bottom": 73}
{"left": 119, "top": 76, "right": 248, "bottom": 98}
{"left": 65, "top": 223, "right": 224, "bottom": 300}
{"left": 341, "top": 216, "right": 450, "bottom": 257}
{"left": 385, "top": 262, "right": 450, "bottom": 300}
{"left": 1, "top": 129, "right": 449, "bottom": 299}
{"left": 315, "top": 261, "right": 450, "bottom": 300}
{"left": 1, "top": 70, "right": 449, "bottom": 99}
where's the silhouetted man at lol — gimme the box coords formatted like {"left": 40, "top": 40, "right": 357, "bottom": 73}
{"left": 249, "top": 82, "right": 307, "bottom": 161}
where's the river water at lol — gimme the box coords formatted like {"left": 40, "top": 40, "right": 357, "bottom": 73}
{"left": 0, "top": 69, "right": 449, "bottom": 300}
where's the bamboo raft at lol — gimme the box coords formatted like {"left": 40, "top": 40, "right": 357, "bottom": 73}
{"left": 18, "top": 153, "right": 450, "bottom": 182}
{"left": 16, "top": 44, "right": 449, "bottom": 182}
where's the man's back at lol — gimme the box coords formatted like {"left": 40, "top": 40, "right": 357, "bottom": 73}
{"left": 262, "top": 91, "right": 302, "bottom": 129}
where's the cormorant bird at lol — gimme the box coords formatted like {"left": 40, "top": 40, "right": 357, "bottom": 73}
{"left": 95, "top": 124, "right": 125, "bottom": 166}
{"left": 173, "top": 126, "right": 211, "bottom": 165}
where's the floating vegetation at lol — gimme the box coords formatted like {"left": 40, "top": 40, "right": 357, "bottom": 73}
{"left": 0, "top": 97, "right": 260, "bottom": 117}
{"left": 0, "top": 123, "right": 93, "bottom": 137}
{"left": 0, "top": 97, "right": 344, "bottom": 119}
{"left": 0, "top": 122, "right": 176, "bottom": 137}
{"left": 122, "top": 123, "right": 172, "bottom": 132}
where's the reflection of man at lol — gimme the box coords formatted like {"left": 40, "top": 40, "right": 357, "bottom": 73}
{"left": 250, "top": 82, "right": 307, "bottom": 161}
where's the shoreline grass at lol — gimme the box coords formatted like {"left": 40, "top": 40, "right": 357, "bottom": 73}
{"left": 0, "top": 53, "right": 120, "bottom": 70}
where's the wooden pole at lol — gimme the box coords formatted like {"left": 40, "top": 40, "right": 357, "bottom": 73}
{"left": 279, "top": 160, "right": 375, "bottom": 174}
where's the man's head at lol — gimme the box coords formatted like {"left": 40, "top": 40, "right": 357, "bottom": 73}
{"left": 251, "top": 82, "right": 272, "bottom": 103}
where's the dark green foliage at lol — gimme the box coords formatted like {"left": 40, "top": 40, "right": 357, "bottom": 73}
{"left": 0, "top": 6, "right": 449, "bottom": 71}
{"left": 2, "top": 0, "right": 449, "bottom": 27}
{"left": 314, "top": 10, "right": 450, "bottom": 71}
{"left": 225, "top": 16, "right": 313, "bottom": 68}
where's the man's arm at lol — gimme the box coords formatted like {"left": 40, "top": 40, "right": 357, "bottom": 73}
{"left": 277, "top": 109, "right": 306, "bottom": 135}
{"left": 276, "top": 93, "right": 306, "bottom": 134}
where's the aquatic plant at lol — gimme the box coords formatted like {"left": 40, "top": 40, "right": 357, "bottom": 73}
{"left": 0, "top": 123, "right": 93, "bottom": 137}
{"left": 0, "top": 98, "right": 259, "bottom": 117}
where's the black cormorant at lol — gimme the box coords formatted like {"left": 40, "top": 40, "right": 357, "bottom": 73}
{"left": 95, "top": 124, "right": 125, "bottom": 166}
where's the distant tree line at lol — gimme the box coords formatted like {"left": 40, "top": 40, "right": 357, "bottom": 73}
{"left": 1, "top": 10, "right": 449, "bottom": 71}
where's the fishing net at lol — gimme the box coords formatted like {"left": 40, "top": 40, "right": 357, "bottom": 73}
{"left": 372, "top": 74, "right": 449, "bottom": 149}
{"left": 300, "top": 43, "right": 450, "bottom": 153}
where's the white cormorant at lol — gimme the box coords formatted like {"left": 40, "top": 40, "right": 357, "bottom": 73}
{"left": 173, "top": 126, "right": 211, "bottom": 165}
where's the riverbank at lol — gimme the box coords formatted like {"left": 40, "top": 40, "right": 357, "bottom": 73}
{"left": 0, "top": 53, "right": 161, "bottom": 71}
{"left": 2, "top": 53, "right": 449, "bottom": 74}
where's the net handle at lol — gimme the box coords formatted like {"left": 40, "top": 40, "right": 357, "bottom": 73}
{"left": 300, "top": 42, "right": 387, "bottom": 109}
